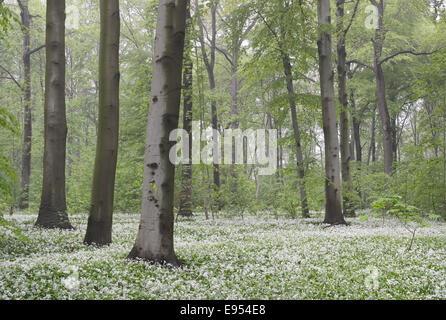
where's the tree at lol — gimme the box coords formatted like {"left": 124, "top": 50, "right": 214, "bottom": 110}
{"left": 349, "top": 0, "right": 438, "bottom": 176}
{"left": 178, "top": 0, "right": 193, "bottom": 217}
{"left": 197, "top": 0, "right": 220, "bottom": 190}
{"left": 128, "top": 0, "right": 187, "bottom": 267}
{"left": 84, "top": 0, "right": 120, "bottom": 245}
{"left": 35, "top": 0, "right": 72, "bottom": 229}
{"left": 336, "top": 0, "right": 359, "bottom": 217}
{"left": 17, "top": 0, "right": 44, "bottom": 209}
{"left": 255, "top": 0, "right": 311, "bottom": 218}
{"left": 317, "top": 0, "right": 346, "bottom": 225}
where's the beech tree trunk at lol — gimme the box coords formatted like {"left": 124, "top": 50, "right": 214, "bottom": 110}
{"left": 336, "top": 0, "right": 355, "bottom": 217}
{"left": 317, "top": 0, "right": 345, "bottom": 225}
{"left": 84, "top": 0, "right": 120, "bottom": 245}
{"left": 128, "top": 0, "right": 187, "bottom": 267}
{"left": 35, "top": 0, "right": 72, "bottom": 229}
{"left": 372, "top": 0, "right": 394, "bottom": 175}
{"left": 197, "top": 4, "right": 220, "bottom": 190}
{"left": 18, "top": 0, "right": 31, "bottom": 210}
{"left": 282, "top": 55, "right": 310, "bottom": 218}
{"left": 178, "top": 1, "right": 193, "bottom": 218}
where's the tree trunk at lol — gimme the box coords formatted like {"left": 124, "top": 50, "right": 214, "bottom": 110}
{"left": 178, "top": 2, "right": 193, "bottom": 218}
{"left": 128, "top": 0, "right": 187, "bottom": 267}
{"left": 353, "top": 115, "right": 361, "bottom": 162}
{"left": 367, "top": 107, "right": 377, "bottom": 165}
{"left": 35, "top": 0, "right": 72, "bottom": 229}
{"left": 84, "top": 0, "right": 120, "bottom": 245}
{"left": 18, "top": 0, "right": 31, "bottom": 210}
{"left": 230, "top": 48, "right": 239, "bottom": 130}
{"left": 197, "top": 5, "right": 220, "bottom": 190}
{"left": 375, "top": 62, "right": 393, "bottom": 174}
{"left": 336, "top": 0, "right": 355, "bottom": 217}
{"left": 318, "top": 0, "right": 345, "bottom": 225}
{"left": 372, "top": 0, "right": 394, "bottom": 175}
{"left": 282, "top": 54, "right": 310, "bottom": 218}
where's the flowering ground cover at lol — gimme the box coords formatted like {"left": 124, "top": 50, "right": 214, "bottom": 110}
{"left": 0, "top": 213, "right": 445, "bottom": 300}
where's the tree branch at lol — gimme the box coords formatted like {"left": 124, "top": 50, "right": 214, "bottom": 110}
{"left": 379, "top": 49, "right": 441, "bottom": 66}
{"left": 346, "top": 59, "right": 374, "bottom": 71}
{"left": 215, "top": 46, "right": 234, "bottom": 66}
{"left": 28, "top": 44, "right": 45, "bottom": 56}
{"left": 343, "top": 0, "right": 361, "bottom": 38}
{"left": 0, "top": 64, "right": 23, "bottom": 91}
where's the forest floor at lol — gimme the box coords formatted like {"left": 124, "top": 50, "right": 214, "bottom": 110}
{"left": 0, "top": 212, "right": 446, "bottom": 299}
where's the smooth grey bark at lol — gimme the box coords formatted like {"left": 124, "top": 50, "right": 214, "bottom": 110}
{"left": 317, "top": 0, "right": 346, "bottom": 225}
{"left": 178, "top": 1, "right": 193, "bottom": 218}
{"left": 84, "top": 0, "right": 120, "bottom": 245}
{"left": 128, "top": 0, "right": 187, "bottom": 267}
{"left": 35, "top": 0, "right": 72, "bottom": 229}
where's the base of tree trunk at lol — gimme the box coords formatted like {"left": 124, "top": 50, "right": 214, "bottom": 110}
{"left": 83, "top": 218, "right": 112, "bottom": 246}
{"left": 322, "top": 219, "right": 349, "bottom": 227}
{"left": 35, "top": 210, "right": 74, "bottom": 230}
{"left": 18, "top": 202, "right": 29, "bottom": 210}
{"left": 127, "top": 246, "right": 182, "bottom": 268}
{"left": 178, "top": 210, "right": 193, "bottom": 218}
{"left": 301, "top": 208, "right": 311, "bottom": 219}
{"left": 344, "top": 211, "right": 356, "bottom": 218}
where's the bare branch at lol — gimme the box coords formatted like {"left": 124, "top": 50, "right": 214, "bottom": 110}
{"left": 0, "top": 64, "right": 23, "bottom": 91}
{"left": 346, "top": 59, "right": 374, "bottom": 71}
{"left": 215, "top": 46, "right": 234, "bottom": 66}
{"left": 379, "top": 49, "right": 441, "bottom": 66}
{"left": 343, "top": 0, "right": 361, "bottom": 38}
{"left": 28, "top": 44, "right": 45, "bottom": 56}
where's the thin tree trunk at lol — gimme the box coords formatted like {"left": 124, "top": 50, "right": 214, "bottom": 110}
{"left": 367, "top": 107, "right": 377, "bottom": 165}
{"left": 353, "top": 115, "right": 361, "bottom": 162}
{"left": 282, "top": 54, "right": 310, "bottom": 218}
{"left": 84, "top": 0, "right": 120, "bottom": 245}
{"left": 372, "top": 0, "right": 394, "bottom": 175}
{"left": 35, "top": 0, "right": 72, "bottom": 229}
{"left": 197, "top": 3, "right": 220, "bottom": 190}
{"left": 178, "top": 2, "right": 193, "bottom": 218}
{"left": 336, "top": 0, "right": 355, "bottom": 217}
{"left": 375, "top": 63, "right": 393, "bottom": 174}
{"left": 318, "top": 0, "right": 345, "bottom": 225}
{"left": 128, "top": 0, "right": 187, "bottom": 267}
{"left": 18, "top": 0, "right": 31, "bottom": 210}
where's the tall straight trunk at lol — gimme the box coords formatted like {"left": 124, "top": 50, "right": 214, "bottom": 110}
{"left": 349, "top": 90, "right": 362, "bottom": 162}
{"left": 318, "top": 0, "right": 345, "bottom": 225}
{"left": 18, "top": 0, "right": 31, "bottom": 210}
{"left": 282, "top": 55, "right": 310, "bottom": 218}
{"left": 197, "top": 4, "right": 219, "bottom": 189}
{"left": 350, "top": 128, "right": 355, "bottom": 161}
{"left": 353, "top": 115, "right": 361, "bottom": 162}
{"left": 367, "top": 107, "right": 377, "bottom": 165}
{"left": 375, "top": 64, "right": 393, "bottom": 174}
{"left": 230, "top": 48, "right": 239, "bottom": 130}
{"left": 84, "top": 0, "right": 120, "bottom": 245}
{"left": 35, "top": 0, "right": 72, "bottom": 229}
{"left": 229, "top": 49, "right": 239, "bottom": 178}
{"left": 372, "top": 0, "right": 393, "bottom": 175}
{"left": 336, "top": 0, "right": 355, "bottom": 217}
{"left": 128, "top": 0, "right": 187, "bottom": 267}
{"left": 178, "top": 2, "right": 193, "bottom": 218}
